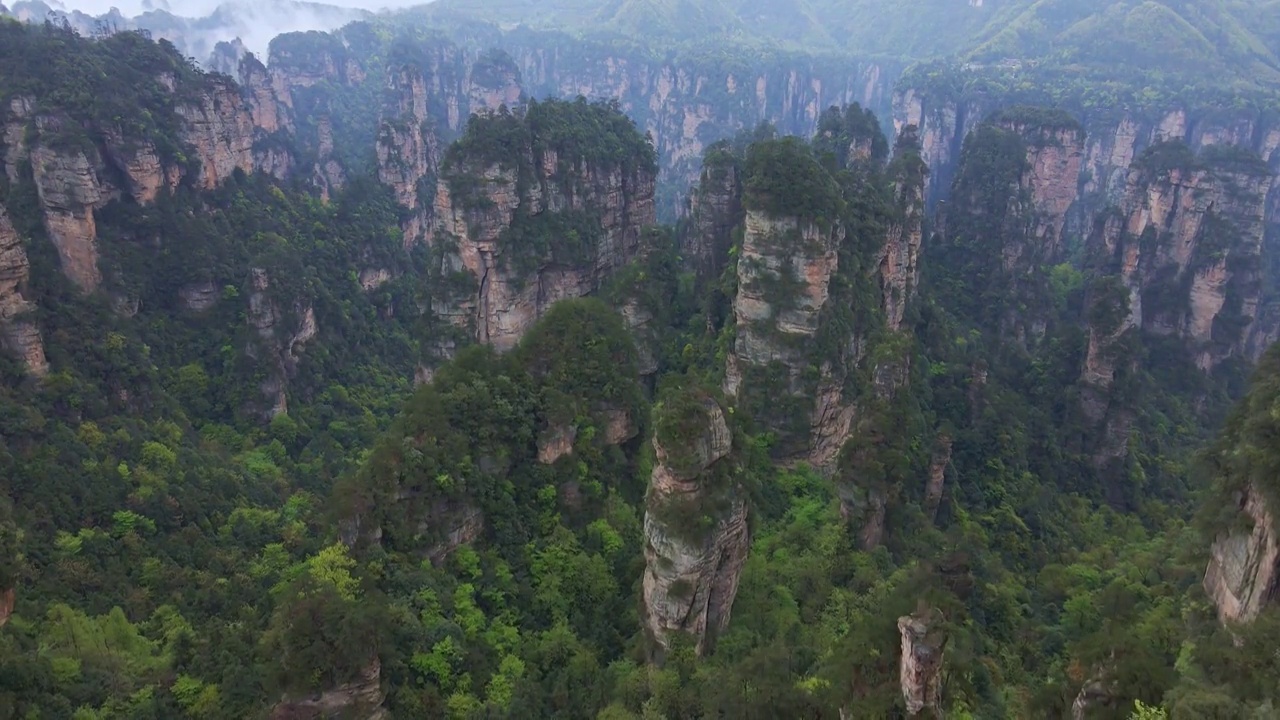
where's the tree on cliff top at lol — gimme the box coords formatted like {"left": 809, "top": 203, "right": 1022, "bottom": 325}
{"left": 742, "top": 137, "right": 844, "bottom": 227}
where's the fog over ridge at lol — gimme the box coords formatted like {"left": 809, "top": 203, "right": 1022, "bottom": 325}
{"left": 5, "top": 0, "right": 441, "bottom": 63}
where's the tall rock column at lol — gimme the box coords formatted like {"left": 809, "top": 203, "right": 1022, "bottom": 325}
{"left": 28, "top": 119, "right": 106, "bottom": 292}
{"left": 1204, "top": 483, "right": 1279, "bottom": 625}
{"left": 680, "top": 142, "right": 743, "bottom": 284}
{"left": 1200, "top": 346, "right": 1280, "bottom": 626}
{"left": 992, "top": 109, "right": 1085, "bottom": 267}
{"left": 898, "top": 607, "right": 947, "bottom": 718}
{"left": 724, "top": 138, "right": 847, "bottom": 466}
{"left": 245, "top": 268, "right": 319, "bottom": 418}
{"left": 879, "top": 126, "right": 928, "bottom": 332}
{"left": 376, "top": 65, "right": 440, "bottom": 246}
{"left": 426, "top": 100, "right": 656, "bottom": 361}
{"left": 935, "top": 112, "right": 1083, "bottom": 344}
{"left": 642, "top": 391, "right": 748, "bottom": 662}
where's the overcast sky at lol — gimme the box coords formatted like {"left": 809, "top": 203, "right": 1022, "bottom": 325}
{"left": 46, "top": 0, "right": 433, "bottom": 15}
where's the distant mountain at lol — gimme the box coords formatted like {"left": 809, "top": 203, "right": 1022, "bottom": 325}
{"left": 0, "top": 0, "right": 369, "bottom": 63}
{"left": 964, "top": 0, "right": 1280, "bottom": 86}
{"left": 419, "top": 0, "right": 1280, "bottom": 89}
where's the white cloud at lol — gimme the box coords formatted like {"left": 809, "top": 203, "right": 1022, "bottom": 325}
{"left": 20, "top": 0, "right": 442, "bottom": 61}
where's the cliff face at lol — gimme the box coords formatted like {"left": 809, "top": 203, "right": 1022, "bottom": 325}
{"left": 898, "top": 608, "right": 947, "bottom": 718}
{"left": 512, "top": 44, "right": 897, "bottom": 216}
{"left": 880, "top": 128, "right": 928, "bottom": 332}
{"left": 177, "top": 75, "right": 283, "bottom": 189}
{"left": 1088, "top": 146, "right": 1271, "bottom": 371}
{"left": 680, "top": 145, "right": 743, "bottom": 283}
{"left": 376, "top": 65, "right": 441, "bottom": 246}
{"left": 994, "top": 116, "right": 1086, "bottom": 267}
{"left": 240, "top": 55, "right": 295, "bottom": 138}
{"left": 427, "top": 104, "right": 657, "bottom": 358}
{"left": 246, "top": 268, "right": 319, "bottom": 417}
{"left": 25, "top": 119, "right": 107, "bottom": 292}
{"left": 1203, "top": 483, "right": 1279, "bottom": 625}
{"left": 893, "top": 92, "right": 1278, "bottom": 206}
{"left": 893, "top": 89, "right": 987, "bottom": 208}
{"left": 642, "top": 393, "right": 748, "bottom": 662}
{"left": 895, "top": 92, "right": 1280, "bottom": 294}
{"left": 1080, "top": 144, "right": 1273, "bottom": 502}
{"left": 724, "top": 209, "right": 845, "bottom": 464}
{"left": 0, "top": 206, "right": 45, "bottom": 375}
{"left": 0, "top": 69, "right": 292, "bottom": 294}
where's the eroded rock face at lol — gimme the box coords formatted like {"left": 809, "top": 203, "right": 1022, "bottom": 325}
{"left": 423, "top": 499, "right": 485, "bottom": 565}
{"left": 101, "top": 130, "right": 176, "bottom": 205}
{"left": 898, "top": 608, "right": 947, "bottom": 718}
{"left": 246, "top": 268, "right": 319, "bottom": 416}
{"left": 1204, "top": 483, "right": 1280, "bottom": 625}
{"left": 642, "top": 396, "right": 748, "bottom": 661}
{"left": 29, "top": 136, "right": 105, "bottom": 292}
{"left": 537, "top": 424, "right": 578, "bottom": 465}
{"left": 2, "top": 96, "right": 31, "bottom": 185}
{"left": 1071, "top": 674, "right": 1114, "bottom": 720}
{"left": 892, "top": 89, "right": 986, "bottom": 207}
{"left": 880, "top": 127, "right": 928, "bottom": 331}
{"left": 923, "top": 435, "right": 954, "bottom": 521}
{"left": 179, "top": 280, "right": 220, "bottom": 312}
{"left": 997, "top": 119, "right": 1084, "bottom": 265}
{"left": 1090, "top": 149, "right": 1270, "bottom": 371}
{"left": 620, "top": 297, "right": 660, "bottom": 377}
{"left": 376, "top": 66, "right": 440, "bottom": 246}
{"left": 270, "top": 660, "right": 387, "bottom": 720}
{"left": 177, "top": 77, "right": 263, "bottom": 189}
{"left": 240, "top": 54, "right": 293, "bottom": 137}
{"left": 429, "top": 129, "right": 656, "bottom": 356}
{"left": 724, "top": 209, "right": 843, "bottom": 463}
{"left": 514, "top": 48, "right": 894, "bottom": 216}
{"left": 681, "top": 148, "right": 742, "bottom": 283}
{"left": 312, "top": 115, "right": 346, "bottom": 201}
{"left": 0, "top": 206, "right": 46, "bottom": 375}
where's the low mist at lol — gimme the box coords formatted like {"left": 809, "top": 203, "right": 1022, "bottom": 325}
{"left": 19, "top": 0, "right": 438, "bottom": 61}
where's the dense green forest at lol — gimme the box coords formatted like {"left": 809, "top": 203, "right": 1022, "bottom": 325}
{"left": 0, "top": 15, "right": 1278, "bottom": 720}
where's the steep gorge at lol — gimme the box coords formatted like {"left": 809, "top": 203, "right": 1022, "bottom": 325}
{"left": 4, "top": 14, "right": 1280, "bottom": 719}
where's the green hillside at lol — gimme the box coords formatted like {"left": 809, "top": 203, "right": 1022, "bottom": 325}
{"left": 417, "top": 0, "right": 1280, "bottom": 88}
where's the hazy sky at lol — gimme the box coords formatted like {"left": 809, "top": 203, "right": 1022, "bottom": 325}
{"left": 47, "top": 0, "right": 433, "bottom": 15}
